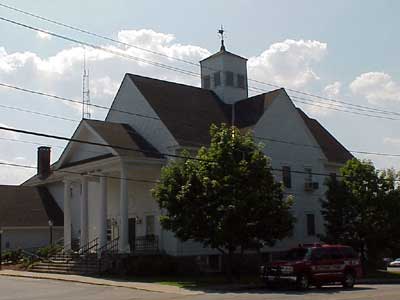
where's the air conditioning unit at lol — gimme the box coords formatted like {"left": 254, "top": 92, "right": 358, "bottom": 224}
{"left": 304, "top": 182, "right": 319, "bottom": 191}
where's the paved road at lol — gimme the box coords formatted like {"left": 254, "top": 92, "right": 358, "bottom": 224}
{"left": 2, "top": 276, "right": 400, "bottom": 300}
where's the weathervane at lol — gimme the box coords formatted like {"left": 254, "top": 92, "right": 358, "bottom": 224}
{"left": 218, "top": 25, "right": 226, "bottom": 51}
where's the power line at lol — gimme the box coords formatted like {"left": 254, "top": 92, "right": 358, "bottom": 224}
{"left": 0, "top": 82, "right": 160, "bottom": 121}
{"left": 0, "top": 124, "right": 399, "bottom": 183}
{"left": 0, "top": 2, "right": 200, "bottom": 68}
{"left": 3, "top": 81, "right": 398, "bottom": 126}
{"left": 1, "top": 2, "right": 398, "bottom": 118}
{"left": 0, "top": 136, "right": 63, "bottom": 148}
{"left": 2, "top": 82, "right": 400, "bottom": 158}
{"left": 0, "top": 16, "right": 200, "bottom": 78}
{"left": 2, "top": 14, "right": 400, "bottom": 124}
{"left": 0, "top": 102, "right": 78, "bottom": 122}
{"left": 0, "top": 17, "right": 398, "bottom": 158}
{"left": 0, "top": 161, "right": 159, "bottom": 184}
{"left": 291, "top": 97, "right": 400, "bottom": 121}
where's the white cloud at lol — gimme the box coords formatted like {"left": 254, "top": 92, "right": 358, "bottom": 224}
{"left": 0, "top": 124, "right": 35, "bottom": 184}
{"left": 248, "top": 39, "right": 327, "bottom": 89}
{"left": 0, "top": 160, "right": 35, "bottom": 185}
{"left": 350, "top": 72, "right": 400, "bottom": 104}
{"left": 36, "top": 31, "right": 52, "bottom": 40}
{"left": 324, "top": 81, "right": 341, "bottom": 98}
{"left": 0, "top": 31, "right": 332, "bottom": 184}
{"left": 303, "top": 81, "right": 342, "bottom": 117}
{"left": 91, "top": 76, "right": 120, "bottom": 97}
{"left": 384, "top": 137, "right": 400, "bottom": 146}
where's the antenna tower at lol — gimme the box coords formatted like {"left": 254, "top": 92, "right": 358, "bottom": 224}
{"left": 82, "top": 48, "right": 91, "bottom": 119}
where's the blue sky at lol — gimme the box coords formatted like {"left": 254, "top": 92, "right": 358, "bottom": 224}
{"left": 0, "top": 0, "right": 399, "bottom": 184}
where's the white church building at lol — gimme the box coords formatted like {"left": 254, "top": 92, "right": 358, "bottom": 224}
{"left": 24, "top": 41, "right": 353, "bottom": 261}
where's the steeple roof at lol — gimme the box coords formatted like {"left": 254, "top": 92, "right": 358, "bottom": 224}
{"left": 200, "top": 48, "right": 247, "bottom": 62}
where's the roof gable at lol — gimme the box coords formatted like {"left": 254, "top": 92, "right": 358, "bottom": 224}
{"left": 200, "top": 49, "right": 247, "bottom": 62}
{"left": 234, "top": 89, "right": 283, "bottom": 128}
{"left": 297, "top": 109, "right": 354, "bottom": 164}
{"left": 57, "top": 120, "right": 114, "bottom": 169}
{"left": 58, "top": 119, "right": 163, "bottom": 169}
{"left": 128, "top": 74, "right": 231, "bottom": 147}
{"left": 85, "top": 120, "right": 163, "bottom": 159}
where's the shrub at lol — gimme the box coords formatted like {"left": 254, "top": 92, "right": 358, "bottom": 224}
{"left": 2, "top": 249, "right": 23, "bottom": 264}
{"left": 36, "top": 245, "right": 62, "bottom": 259}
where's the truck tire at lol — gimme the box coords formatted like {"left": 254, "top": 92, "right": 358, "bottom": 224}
{"left": 296, "top": 274, "right": 310, "bottom": 290}
{"left": 342, "top": 271, "right": 355, "bottom": 288}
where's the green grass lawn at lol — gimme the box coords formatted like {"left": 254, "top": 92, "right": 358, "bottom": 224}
{"left": 117, "top": 274, "right": 261, "bottom": 289}
{"left": 365, "top": 269, "right": 400, "bottom": 279}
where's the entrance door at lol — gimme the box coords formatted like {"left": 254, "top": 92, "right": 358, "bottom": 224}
{"left": 128, "top": 218, "right": 136, "bottom": 253}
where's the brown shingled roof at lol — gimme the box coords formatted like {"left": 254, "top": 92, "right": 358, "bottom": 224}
{"left": 128, "top": 74, "right": 352, "bottom": 164}
{"left": 0, "top": 185, "right": 63, "bottom": 227}
{"left": 200, "top": 49, "right": 248, "bottom": 62}
{"left": 234, "top": 89, "right": 283, "bottom": 128}
{"left": 297, "top": 109, "right": 353, "bottom": 164}
{"left": 128, "top": 74, "right": 231, "bottom": 147}
{"left": 128, "top": 74, "right": 285, "bottom": 146}
{"left": 86, "top": 119, "right": 163, "bottom": 158}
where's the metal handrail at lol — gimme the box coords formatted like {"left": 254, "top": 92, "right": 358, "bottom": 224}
{"left": 135, "top": 235, "right": 159, "bottom": 252}
{"left": 98, "top": 237, "right": 119, "bottom": 256}
{"left": 78, "top": 237, "right": 99, "bottom": 255}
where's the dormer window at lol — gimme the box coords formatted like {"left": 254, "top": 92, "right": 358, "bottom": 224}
{"left": 237, "top": 74, "right": 245, "bottom": 89}
{"left": 214, "top": 72, "right": 221, "bottom": 87}
{"left": 203, "top": 75, "right": 211, "bottom": 89}
{"left": 225, "top": 71, "right": 234, "bottom": 86}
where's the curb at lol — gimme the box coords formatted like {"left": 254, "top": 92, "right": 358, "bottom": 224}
{"left": 0, "top": 271, "right": 203, "bottom": 296}
{"left": 358, "top": 278, "right": 400, "bottom": 285}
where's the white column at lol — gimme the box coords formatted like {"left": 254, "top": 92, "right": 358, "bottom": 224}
{"left": 98, "top": 175, "right": 108, "bottom": 251}
{"left": 119, "top": 163, "right": 130, "bottom": 253}
{"left": 63, "top": 179, "right": 72, "bottom": 251}
{"left": 80, "top": 176, "right": 89, "bottom": 247}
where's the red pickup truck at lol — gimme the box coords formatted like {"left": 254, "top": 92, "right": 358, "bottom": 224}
{"left": 260, "top": 244, "right": 362, "bottom": 289}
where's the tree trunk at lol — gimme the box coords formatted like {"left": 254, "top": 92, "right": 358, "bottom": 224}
{"left": 226, "top": 249, "right": 234, "bottom": 283}
{"left": 236, "top": 245, "right": 245, "bottom": 280}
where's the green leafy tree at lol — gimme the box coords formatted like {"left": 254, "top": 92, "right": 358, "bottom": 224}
{"left": 380, "top": 169, "right": 400, "bottom": 256}
{"left": 153, "top": 124, "right": 295, "bottom": 280}
{"left": 321, "top": 159, "right": 398, "bottom": 266}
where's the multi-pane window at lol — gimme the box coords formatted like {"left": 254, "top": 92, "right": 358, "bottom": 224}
{"left": 214, "top": 72, "right": 221, "bottom": 87}
{"left": 146, "top": 215, "right": 155, "bottom": 236}
{"left": 306, "top": 213, "right": 316, "bottom": 236}
{"left": 225, "top": 71, "right": 234, "bottom": 86}
{"left": 282, "top": 166, "right": 292, "bottom": 188}
{"left": 203, "top": 75, "right": 211, "bottom": 89}
{"left": 237, "top": 74, "right": 245, "bottom": 89}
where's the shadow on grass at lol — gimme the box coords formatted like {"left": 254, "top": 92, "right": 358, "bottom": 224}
{"left": 98, "top": 274, "right": 376, "bottom": 295}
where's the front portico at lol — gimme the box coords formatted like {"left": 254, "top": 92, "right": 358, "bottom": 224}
{"left": 36, "top": 119, "right": 166, "bottom": 256}
{"left": 62, "top": 156, "right": 164, "bottom": 255}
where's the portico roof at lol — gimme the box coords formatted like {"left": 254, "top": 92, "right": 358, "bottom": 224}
{"left": 0, "top": 185, "right": 63, "bottom": 227}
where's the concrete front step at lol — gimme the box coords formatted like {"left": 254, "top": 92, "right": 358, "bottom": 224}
{"left": 30, "top": 257, "right": 101, "bottom": 275}
{"left": 30, "top": 268, "right": 98, "bottom": 275}
{"left": 31, "top": 265, "right": 98, "bottom": 271}
{"left": 30, "top": 265, "right": 99, "bottom": 275}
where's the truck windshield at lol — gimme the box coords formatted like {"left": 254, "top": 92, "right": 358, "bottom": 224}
{"left": 282, "top": 248, "right": 309, "bottom": 261}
